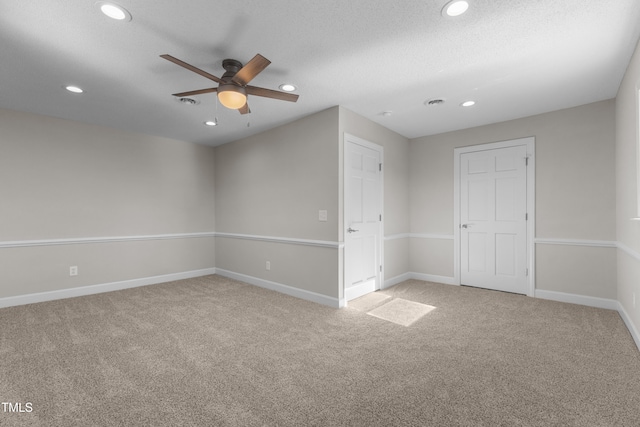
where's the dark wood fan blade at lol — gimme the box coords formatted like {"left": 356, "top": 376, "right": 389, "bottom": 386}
{"left": 246, "top": 85, "right": 299, "bottom": 102}
{"left": 239, "top": 103, "right": 251, "bottom": 115}
{"left": 160, "top": 54, "right": 223, "bottom": 84}
{"left": 172, "top": 88, "right": 218, "bottom": 97}
{"left": 232, "top": 54, "right": 271, "bottom": 86}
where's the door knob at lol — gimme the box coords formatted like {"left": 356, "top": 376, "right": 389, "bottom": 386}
{"left": 461, "top": 223, "right": 474, "bottom": 229}
{"left": 347, "top": 227, "right": 359, "bottom": 233}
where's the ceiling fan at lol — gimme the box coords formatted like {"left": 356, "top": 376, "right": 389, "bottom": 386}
{"left": 160, "top": 53, "right": 299, "bottom": 114}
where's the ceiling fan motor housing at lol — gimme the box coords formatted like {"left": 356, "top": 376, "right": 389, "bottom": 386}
{"left": 218, "top": 62, "right": 247, "bottom": 110}
{"left": 222, "top": 59, "right": 243, "bottom": 77}
{"left": 217, "top": 59, "right": 247, "bottom": 109}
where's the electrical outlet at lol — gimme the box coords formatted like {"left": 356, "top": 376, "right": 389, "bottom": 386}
{"left": 69, "top": 266, "right": 78, "bottom": 276}
{"left": 266, "top": 261, "right": 271, "bottom": 271}
{"left": 319, "top": 210, "right": 328, "bottom": 222}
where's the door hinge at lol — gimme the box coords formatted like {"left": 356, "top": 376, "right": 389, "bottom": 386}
{"left": 379, "top": 163, "right": 382, "bottom": 171}
{"left": 525, "top": 268, "right": 529, "bottom": 276}
{"left": 379, "top": 214, "right": 382, "bottom": 221}
{"left": 525, "top": 213, "right": 528, "bottom": 221}
{"left": 525, "top": 157, "right": 529, "bottom": 166}
{"left": 380, "top": 265, "right": 382, "bottom": 272}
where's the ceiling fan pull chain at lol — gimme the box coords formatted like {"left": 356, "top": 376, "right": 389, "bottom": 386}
{"left": 215, "top": 95, "right": 219, "bottom": 126}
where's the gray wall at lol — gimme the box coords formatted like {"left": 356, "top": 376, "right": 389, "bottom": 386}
{"left": 0, "top": 79, "right": 632, "bottom": 319}
{"left": 1, "top": 104, "right": 410, "bottom": 306}
{"left": 215, "top": 107, "right": 339, "bottom": 241}
{"left": 0, "top": 108, "right": 216, "bottom": 299}
{"left": 410, "top": 100, "right": 617, "bottom": 299}
{"left": 214, "top": 106, "right": 410, "bottom": 302}
{"left": 615, "top": 39, "right": 640, "bottom": 338}
{"left": 214, "top": 107, "right": 341, "bottom": 299}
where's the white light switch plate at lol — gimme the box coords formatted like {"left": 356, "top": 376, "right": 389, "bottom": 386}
{"left": 319, "top": 210, "right": 328, "bottom": 222}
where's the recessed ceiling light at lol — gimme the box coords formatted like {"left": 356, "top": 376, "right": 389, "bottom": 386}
{"left": 461, "top": 100, "right": 476, "bottom": 107}
{"left": 442, "top": 0, "right": 469, "bottom": 17}
{"left": 65, "top": 85, "right": 84, "bottom": 94}
{"left": 204, "top": 120, "right": 218, "bottom": 126}
{"left": 279, "top": 84, "right": 297, "bottom": 92}
{"left": 382, "top": 111, "right": 392, "bottom": 117}
{"left": 96, "top": 2, "right": 132, "bottom": 21}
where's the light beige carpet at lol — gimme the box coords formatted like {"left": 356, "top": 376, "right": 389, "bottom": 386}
{"left": 1, "top": 275, "right": 639, "bottom": 426}
{"left": 366, "top": 297, "right": 436, "bottom": 326}
{"left": 349, "top": 292, "right": 437, "bottom": 326}
{"left": 346, "top": 291, "right": 391, "bottom": 312}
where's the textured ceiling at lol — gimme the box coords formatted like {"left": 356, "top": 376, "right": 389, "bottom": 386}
{"left": 1, "top": 0, "right": 639, "bottom": 146}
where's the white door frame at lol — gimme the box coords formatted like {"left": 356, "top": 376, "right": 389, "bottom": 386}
{"left": 453, "top": 137, "right": 535, "bottom": 296}
{"left": 343, "top": 133, "right": 384, "bottom": 300}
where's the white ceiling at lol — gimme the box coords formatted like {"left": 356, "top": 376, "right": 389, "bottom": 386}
{"left": 1, "top": 0, "right": 639, "bottom": 147}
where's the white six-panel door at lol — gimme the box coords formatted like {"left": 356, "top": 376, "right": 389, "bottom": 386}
{"left": 345, "top": 135, "right": 382, "bottom": 301}
{"left": 460, "top": 144, "right": 528, "bottom": 294}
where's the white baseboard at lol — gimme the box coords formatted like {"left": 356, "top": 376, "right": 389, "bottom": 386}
{"left": 0, "top": 268, "right": 217, "bottom": 309}
{"left": 410, "top": 273, "right": 457, "bottom": 286}
{"left": 534, "top": 289, "right": 619, "bottom": 310}
{"left": 617, "top": 302, "right": 640, "bottom": 352}
{"left": 215, "top": 268, "right": 342, "bottom": 308}
{"left": 383, "top": 272, "right": 455, "bottom": 288}
{"left": 383, "top": 273, "right": 412, "bottom": 289}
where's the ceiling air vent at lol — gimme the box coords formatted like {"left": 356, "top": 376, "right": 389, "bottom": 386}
{"left": 177, "top": 97, "right": 199, "bottom": 105}
{"left": 425, "top": 99, "right": 445, "bottom": 106}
